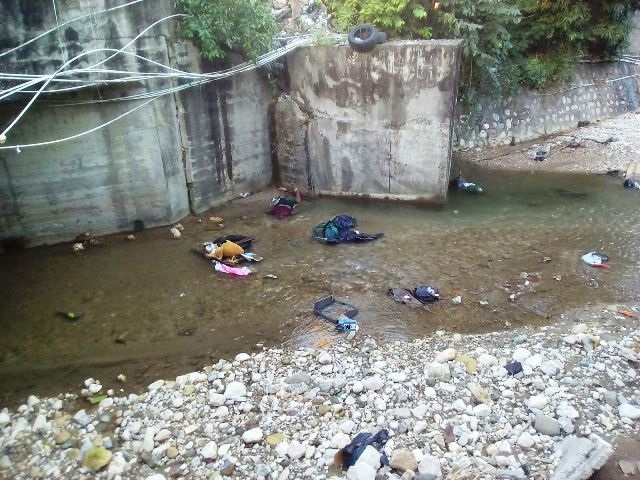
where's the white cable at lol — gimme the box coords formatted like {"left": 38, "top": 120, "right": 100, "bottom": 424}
{"left": 0, "top": 98, "right": 156, "bottom": 150}
{"left": 0, "top": 0, "right": 144, "bottom": 58}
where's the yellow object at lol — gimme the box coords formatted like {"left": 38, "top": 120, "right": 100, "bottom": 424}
{"left": 212, "top": 241, "right": 244, "bottom": 260}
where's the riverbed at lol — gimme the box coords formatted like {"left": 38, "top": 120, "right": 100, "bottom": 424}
{"left": 1, "top": 166, "right": 638, "bottom": 405}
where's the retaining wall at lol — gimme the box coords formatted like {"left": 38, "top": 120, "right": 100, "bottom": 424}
{"left": 276, "top": 41, "right": 463, "bottom": 203}
{"left": 454, "top": 61, "right": 640, "bottom": 149}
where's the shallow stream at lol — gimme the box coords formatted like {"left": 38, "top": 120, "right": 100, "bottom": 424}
{"left": 1, "top": 165, "right": 638, "bottom": 404}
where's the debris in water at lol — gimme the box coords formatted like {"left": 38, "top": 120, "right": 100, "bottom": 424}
{"left": 72, "top": 243, "right": 85, "bottom": 252}
{"left": 209, "top": 216, "right": 223, "bottom": 223}
{"left": 170, "top": 227, "right": 182, "bottom": 239}
{"left": 581, "top": 251, "right": 609, "bottom": 268}
{"left": 264, "top": 273, "right": 278, "bottom": 279}
{"left": 56, "top": 310, "right": 84, "bottom": 321}
{"left": 125, "top": 234, "right": 136, "bottom": 241}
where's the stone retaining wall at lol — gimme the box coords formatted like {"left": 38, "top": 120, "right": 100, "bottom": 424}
{"left": 454, "top": 61, "right": 640, "bottom": 149}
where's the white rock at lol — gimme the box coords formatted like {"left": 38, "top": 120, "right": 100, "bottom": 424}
{"left": 362, "top": 376, "right": 385, "bottom": 391}
{"left": 452, "top": 399, "right": 466, "bottom": 412}
{"left": 352, "top": 381, "right": 363, "bottom": 394}
{"left": 154, "top": 429, "right": 171, "bottom": 442}
{"left": 473, "top": 404, "right": 491, "bottom": 418}
{"left": 347, "top": 462, "right": 377, "bottom": 480}
{"left": 318, "top": 352, "right": 333, "bottom": 364}
{"left": 32, "top": 414, "right": 49, "bottom": 433}
{"left": 340, "top": 419, "right": 356, "bottom": 434}
{"left": 27, "top": 395, "right": 40, "bottom": 407}
{"left": 0, "top": 411, "right": 10, "bottom": 427}
{"left": 528, "top": 395, "right": 549, "bottom": 410}
{"left": 148, "top": 380, "right": 164, "bottom": 391}
{"left": 200, "top": 441, "right": 218, "bottom": 459}
{"left": 478, "top": 354, "right": 498, "bottom": 367}
{"left": 356, "top": 445, "right": 382, "bottom": 470}
{"left": 145, "top": 475, "right": 166, "bottom": 480}
{"left": 235, "top": 353, "right": 251, "bottom": 362}
{"left": 619, "top": 404, "right": 640, "bottom": 420}
{"left": 188, "top": 372, "right": 207, "bottom": 383}
{"left": 418, "top": 455, "right": 442, "bottom": 477}
{"left": 524, "top": 354, "right": 543, "bottom": 369}
{"left": 171, "top": 397, "right": 183, "bottom": 409}
{"left": 242, "top": 427, "right": 263, "bottom": 444}
{"left": 452, "top": 296, "right": 462, "bottom": 305}
{"left": 107, "top": 452, "right": 128, "bottom": 480}
{"left": 517, "top": 431, "right": 535, "bottom": 448}
{"left": 435, "top": 348, "right": 456, "bottom": 363}
{"left": 330, "top": 432, "right": 351, "bottom": 449}
{"left": 142, "top": 428, "right": 155, "bottom": 452}
{"left": 88, "top": 383, "right": 102, "bottom": 394}
{"left": 287, "top": 441, "right": 306, "bottom": 459}
{"left": 426, "top": 363, "right": 450, "bottom": 381}
{"left": 73, "top": 409, "right": 92, "bottom": 426}
{"left": 513, "top": 348, "right": 531, "bottom": 363}
{"left": 224, "top": 381, "right": 247, "bottom": 400}
{"left": 374, "top": 398, "right": 387, "bottom": 411}
{"left": 209, "top": 392, "right": 226, "bottom": 406}
{"left": 389, "top": 372, "right": 407, "bottom": 383}
{"left": 412, "top": 405, "right": 428, "bottom": 418}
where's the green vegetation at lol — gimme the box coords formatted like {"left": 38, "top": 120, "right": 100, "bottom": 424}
{"left": 178, "top": 0, "right": 276, "bottom": 61}
{"left": 323, "top": 0, "right": 640, "bottom": 100}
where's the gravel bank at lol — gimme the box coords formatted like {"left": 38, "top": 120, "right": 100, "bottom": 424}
{"left": 1, "top": 307, "right": 639, "bottom": 479}
{"left": 455, "top": 110, "right": 640, "bottom": 174}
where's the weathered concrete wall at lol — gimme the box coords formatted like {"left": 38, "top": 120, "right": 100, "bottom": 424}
{"left": 277, "top": 41, "right": 462, "bottom": 203}
{"left": 0, "top": 0, "right": 273, "bottom": 247}
{"left": 454, "top": 61, "right": 640, "bottom": 149}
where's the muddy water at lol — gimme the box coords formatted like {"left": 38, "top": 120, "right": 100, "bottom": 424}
{"left": 1, "top": 167, "right": 639, "bottom": 404}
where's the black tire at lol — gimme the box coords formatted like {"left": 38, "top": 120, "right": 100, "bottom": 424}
{"left": 348, "top": 24, "right": 381, "bottom": 52}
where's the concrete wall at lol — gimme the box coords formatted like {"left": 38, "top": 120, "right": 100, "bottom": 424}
{"left": 276, "top": 41, "right": 462, "bottom": 203}
{"left": 0, "top": 0, "right": 273, "bottom": 247}
{"left": 454, "top": 61, "right": 640, "bottom": 149}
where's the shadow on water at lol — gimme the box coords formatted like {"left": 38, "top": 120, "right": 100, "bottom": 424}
{"left": 1, "top": 167, "right": 638, "bottom": 404}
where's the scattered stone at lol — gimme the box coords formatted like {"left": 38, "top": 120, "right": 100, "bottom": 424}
{"left": 435, "top": 348, "right": 456, "bottom": 363}
{"left": 618, "top": 403, "right": 640, "bottom": 420}
{"left": 200, "top": 441, "right": 218, "bottom": 459}
{"left": 619, "top": 460, "right": 639, "bottom": 475}
{"left": 82, "top": 447, "right": 112, "bottom": 471}
{"left": 534, "top": 414, "right": 561, "bottom": 436}
{"left": 224, "top": 381, "right": 247, "bottom": 399}
{"left": 549, "top": 435, "right": 613, "bottom": 480}
{"left": 362, "top": 376, "right": 385, "bottom": 391}
{"left": 242, "top": 428, "right": 263, "bottom": 444}
{"left": 390, "top": 448, "right": 418, "bottom": 472}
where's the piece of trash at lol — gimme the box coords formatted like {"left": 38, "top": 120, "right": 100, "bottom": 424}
{"left": 509, "top": 294, "right": 516, "bottom": 302}
{"left": 527, "top": 144, "right": 550, "bottom": 161}
{"left": 214, "top": 262, "right": 252, "bottom": 276}
{"left": 269, "top": 187, "right": 301, "bottom": 219}
{"left": 505, "top": 361, "right": 523, "bottom": 376}
{"left": 113, "top": 330, "right": 129, "bottom": 344}
{"left": 56, "top": 310, "right": 84, "bottom": 321}
{"left": 336, "top": 315, "right": 359, "bottom": 333}
{"left": 240, "top": 252, "right": 263, "bottom": 262}
{"left": 312, "top": 215, "right": 383, "bottom": 244}
{"left": 623, "top": 179, "right": 640, "bottom": 190}
{"left": 581, "top": 251, "right": 609, "bottom": 268}
{"left": 314, "top": 295, "right": 359, "bottom": 333}
{"left": 75, "top": 232, "right": 102, "bottom": 247}
{"left": 388, "top": 288, "right": 426, "bottom": 307}
{"left": 264, "top": 273, "right": 278, "bottom": 279}
{"left": 170, "top": 227, "right": 182, "bottom": 239}
{"left": 347, "top": 24, "right": 387, "bottom": 53}
{"left": 125, "top": 234, "right": 136, "bottom": 241}
{"left": 334, "top": 429, "right": 389, "bottom": 470}
{"left": 553, "top": 275, "right": 562, "bottom": 281}
{"left": 117, "top": 374, "right": 127, "bottom": 383}
{"left": 452, "top": 295, "right": 462, "bottom": 305}
{"left": 88, "top": 395, "right": 107, "bottom": 405}
{"left": 606, "top": 169, "right": 624, "bottom": 177}
{"left": 179, "top": 292, "right": 185, "bottom": 297}
{"left": 174, "top": 223, "right": 184, "bottom": 231}
{"left": 541, "top": 256, "right": 552, "bottom": 263}
{"left": 479, "top": 300, "right": 489, "bottom": 306}
{"left": 449, "top": 172, "right": 483, "bottom": 193}
{"left": 209, "top": 216, "right": 223, "bottom": 223}
{"left": 413, "top": 285, "right": 440, "bottom": 303}
{"left": 239, "top": 192, "right": 251, "bottom": 198}
{"left": 618, "top": 310, "right": 636, "bottom": 318}
{"left": 577, "top": 120, "right": 592, "bottom": 128}
{"left": 72, "top": 242, "right": 85, "bottom": 252}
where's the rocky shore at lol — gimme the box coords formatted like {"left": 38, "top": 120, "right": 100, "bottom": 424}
{"left": 1, "top": 308, "right": 639, "bottom": 480}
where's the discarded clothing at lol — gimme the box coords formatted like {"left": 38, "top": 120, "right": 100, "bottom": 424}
{"left": 623, "top": 179, "right": 640, "bottom": 190}
{"left": 197, "top": 235, "right": 256, "bottom": 266}
{"left": 312, "top": 215, "right": 383, "bottom": 244}
{"left": 269, "top": 188, "right": 301, "bottom": 218}
{"left": 335, "top": 430, "right": 390, "bottom": 470}
{"left": 389, "top": 286, "right": 440, "bottom": 306}
{"left": 414, "top": 285, "right": 440, "bottom": 303}
{"left": 449, "top": 173, "right": 483, "bottom": 193}
{"left": 581, "top": 251, "right": 609, "bottom": 268}
{"left": 505, "top": 361, "right": 523, "bottom": 376}
{"left": 204, "top": 240, "right": 244, "bottom": 262}
{"left": 214, "top": 262, "right": 252, "bottom": 276}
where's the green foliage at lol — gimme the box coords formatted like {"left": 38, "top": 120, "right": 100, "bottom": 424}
{"left": 178, "top": 0, "right": 276, "bottom": 61}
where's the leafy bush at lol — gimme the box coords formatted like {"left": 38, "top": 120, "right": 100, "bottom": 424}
{"left": 178, "top": 0, "right": 276, "bottom": 61}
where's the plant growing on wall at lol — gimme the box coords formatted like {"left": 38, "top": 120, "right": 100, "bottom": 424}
{"left": 178, "top": 0, "right": 276, "bottom": 60}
